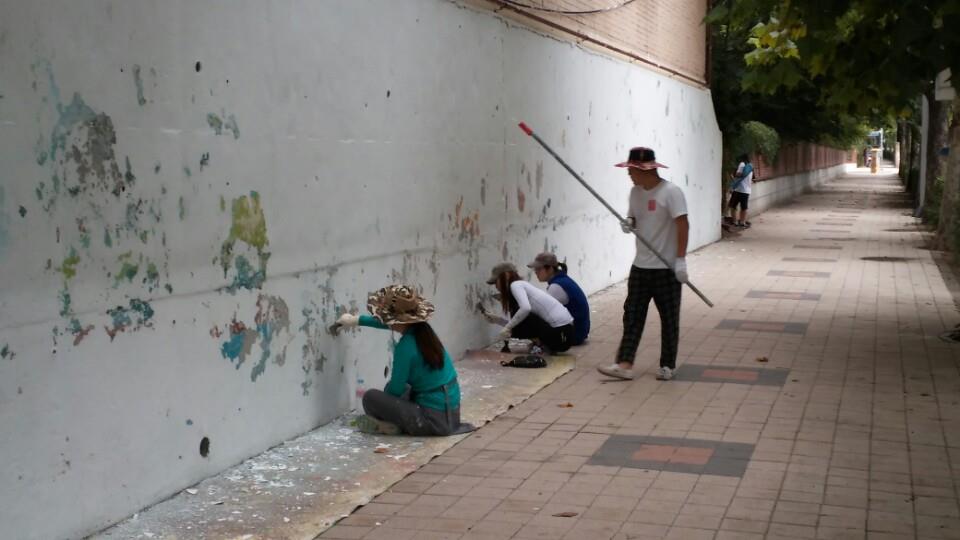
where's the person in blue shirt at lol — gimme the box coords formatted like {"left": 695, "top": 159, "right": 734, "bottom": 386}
{"left": 335, "top": 285, "right": 472, "bottom": 436}
{"left": 527, "top": 252, "right": 591, "bottom": 346}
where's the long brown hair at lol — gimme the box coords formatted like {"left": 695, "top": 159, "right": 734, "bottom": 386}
{"left": 410, "top": 322, "right": 445, "bottom": 370}
{"left": 496, "top": 270, "right": 521, "bottom": 315}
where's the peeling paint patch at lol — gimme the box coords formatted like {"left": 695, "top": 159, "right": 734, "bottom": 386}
{"left": 133, "top": 65, "right": 146, "bottom": 106}
{"left": 220, "top": 295, "right": 290, "bottom": 382}
{"left": 535, "top": 162, "right": 543, "bottom": 199}
{"left": 178, "top": 196, "right": 186, "bottom": 220}
{"left": 199, "top": 152, "right": 210, "bottom": 171}
{"left": 1, "top": 344, "right": 15, "bottom": 360}
{"left": 46, "top": 93, "right": 133, "bottom": 200}
{"left": 207, "top": 111, "right": 240, "bottom": 139}
{"left": 0, "top": 187, "right": 9, "bottom": 255}
{"left": 114, "top": 252, "right": 139, "bottom": 286}
{"left": 58, "top": 247, "right": 80, "bottom": 280}
{"left": 250, "top": 295, "right": 291, "bottom": 382}
{"left": 220, "top": 192, "right": 270, "bottom": 292}
{"left": 480, "top": 178, "right": 486, "bottom": 205}
{"left": 105, "top": 299, "right": 155, "bottom": 341}
{"left": 68, "top": 318, "right": 95, "bottom": 346}
{"left": 517, "top": 188, "right": 526, "bottom": 212}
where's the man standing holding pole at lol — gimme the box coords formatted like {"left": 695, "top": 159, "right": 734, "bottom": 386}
{"left": 598, "top": 147, "right": 689, "bottom": 381}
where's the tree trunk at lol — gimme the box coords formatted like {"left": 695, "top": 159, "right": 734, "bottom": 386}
{"left": 898, "top": 120, "right": 907, "bottom": 182}
{"left": 937, "top": 95, "right": 960, "bottom": 251}
{"left": 925, "top": 89, "right": 950, "bottom": 216}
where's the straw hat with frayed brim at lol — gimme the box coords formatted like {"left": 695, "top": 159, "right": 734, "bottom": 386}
{"left": 486, "top": 262, "right": 518, "bottom": 284}
{"left": 367, "top": 285, "right": 435, "bottom": 325}
{"left": 615, "top": 146, "right": 668, "bottom": 170}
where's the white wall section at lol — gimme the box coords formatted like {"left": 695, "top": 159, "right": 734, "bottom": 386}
{"left": 0, "top": 1, "right": 722, "bottom": 537}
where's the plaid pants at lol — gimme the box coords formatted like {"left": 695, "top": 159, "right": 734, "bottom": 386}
{"left": 616, "top": 266, "right": 682, "bottom": 368}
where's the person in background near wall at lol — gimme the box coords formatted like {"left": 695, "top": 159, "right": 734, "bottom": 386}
{"left": 527, "top": 252, "right": 590, "bottom": 346}
{"left": 485, "top": 262, "right": 574, "bottom": 356}
{"left": 335, "top": 285, "right": 473, "bottom": 436}
{"left": 727, "top": 154, "right": 753, "bottom": 229}
{"left": 598, "top": 146, "right": 689, "bottom": 382}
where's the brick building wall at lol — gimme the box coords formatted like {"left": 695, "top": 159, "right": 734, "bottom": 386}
{"left": 753, "top": 143, "right": 850, "bottom": 182}
{"left": 464, "top": 0, "right": 709, "bottom": 86}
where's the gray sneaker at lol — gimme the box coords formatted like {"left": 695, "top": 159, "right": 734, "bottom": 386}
{"left": 656, "top": 366, "right": 674, "bottom": 381}
{"left": 352, "top": 415, "right": 401, "bottom": 435}
{"left": 598, "top": 364, "right": 635, "bottom": 380}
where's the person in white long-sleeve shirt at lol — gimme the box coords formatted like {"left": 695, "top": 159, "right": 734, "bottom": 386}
{"left": 485, "top": 262, "right": 574, "bottom": 354}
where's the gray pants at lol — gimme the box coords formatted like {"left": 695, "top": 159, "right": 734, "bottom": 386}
{"left": 362, "top": 388, "right": 460, "bottom": 436}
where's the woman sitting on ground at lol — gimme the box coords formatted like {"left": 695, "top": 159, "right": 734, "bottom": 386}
{"left": 486, "top": 262, "right": 575, "bottom": 355}
{"left": 335, "top": 285, "right": 472, "bottom": 436}
{"left": 527, "top": 252, "right": 590, "bottom": 346}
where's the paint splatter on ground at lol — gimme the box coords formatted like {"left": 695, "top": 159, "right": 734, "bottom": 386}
{"left": 92, "top": 350, "right": 575, "bottom": 540}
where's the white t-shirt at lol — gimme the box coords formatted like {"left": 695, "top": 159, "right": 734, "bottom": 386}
{"left": 546, "top": 283, "right": 569, "bottom": 305}
{"left": 627, "top": 180, "right": 688, "bottom": 269}
{"left": 733, "top": 162, "right": 753, "bottom": 194}
{"left": 504, "top": 280, "right": 574, "bottom": 330}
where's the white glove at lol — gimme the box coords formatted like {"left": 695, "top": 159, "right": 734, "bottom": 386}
{"left": 498, "top": 327, "right": 512, "bottom": 341}
{"left": 336, "top": 313, "right": 360, "bottom": 327}
{"left": 620, "top": 218, "right": 635, "bottom": 234}
{"left": 674, "top": 258, "right": 688, "bottom": 284}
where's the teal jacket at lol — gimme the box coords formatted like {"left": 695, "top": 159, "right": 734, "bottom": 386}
{"left": 359, "top": 315, "right": 460, "bottom": 411}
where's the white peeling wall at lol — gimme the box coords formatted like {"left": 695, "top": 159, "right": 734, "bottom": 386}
{"left": 0, "top": 1, "right": 721, "bottom": 537}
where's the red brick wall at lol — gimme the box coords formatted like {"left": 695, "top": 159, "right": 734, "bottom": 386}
{"left": 752, "top": 143, "right": 849, "bottom": 181}
{"left": 465, "top": 0, "right": 709, "bottom": 86}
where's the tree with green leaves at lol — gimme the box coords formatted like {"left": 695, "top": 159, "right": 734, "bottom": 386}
{"left": 709, "top": 0, "right": 960, "bottom": 249}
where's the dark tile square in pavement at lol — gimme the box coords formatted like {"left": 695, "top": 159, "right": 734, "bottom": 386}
{"left": 715, "top": 319, "right": 808, "bottom": 335}
{"left": 671, "top": 364, "right": 790, "bottom": 386}
{"left": 767, "top": 270, "right": 831, "bottom": 278}
{"left": 793, "top": 244, "right": 844, "bottom": 250}
{"left": 589, "top": 435, "right": 754, "bottom": 477}
{"left": 746, "top": 290, "right": 821, "bottom": 301}
{"left": 782, "top": 257, "right": 837, "bottom": 262}
{"left": 802, "top": 237, "right": 855, "bottom": 241}
{"left": 808, "top": 229, "right": 851, "bottom": 233}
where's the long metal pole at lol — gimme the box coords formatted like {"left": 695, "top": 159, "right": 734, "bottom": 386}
{"left": 518, "top": 122, "right": 714, "bottom": 308}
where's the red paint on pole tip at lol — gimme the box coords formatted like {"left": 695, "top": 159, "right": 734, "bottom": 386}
{"left": 518, "top": 122, "right": 533, "bottom": 136}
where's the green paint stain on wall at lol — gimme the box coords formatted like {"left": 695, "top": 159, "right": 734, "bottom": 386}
{"left": 139, "top": 230, "right": 148, "bottom": 244}
{"left": 178, "top": 196, "right": 186, "bottom": 220}
{"left": 79, "top": 232, "right": 90, "bottom": 248}
{"left": 103, "top": 228, "right": 112, "bottom": 247}
{"left": 145, "top": 262, "right": 160, "bottom": 290}
{"left": 220, "top": 192, "right": 270, "bottom": 292}
{"left": 58, "top": 288, "right": 72, "bottom": 317}
{"left": 115, "top": 261, "right": 139, "bottom": 285}
{"left": 207, "top": 112, "right": 240, "bottom": 139}
{"left": 59, "top": 248, "right": 80, "bottom": 280}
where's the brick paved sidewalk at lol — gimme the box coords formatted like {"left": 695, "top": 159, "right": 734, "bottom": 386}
{"left": 321, "top": 168, "right": 960, "bottom": 540}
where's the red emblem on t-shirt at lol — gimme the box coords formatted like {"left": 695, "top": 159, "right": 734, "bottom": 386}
{"left": 648, "top": 200, "right": 657, "bottom": 211}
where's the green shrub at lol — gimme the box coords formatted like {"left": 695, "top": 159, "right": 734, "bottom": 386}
{"left": 731, "top": 121, "right": 781, "bottom": 163}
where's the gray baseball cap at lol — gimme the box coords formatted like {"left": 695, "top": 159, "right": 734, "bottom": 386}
{"left": 526, "top": 252, "right": 558, "bottom": 269}
{"left": 486, "top": 262, "right": 518, "bottom": 284}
